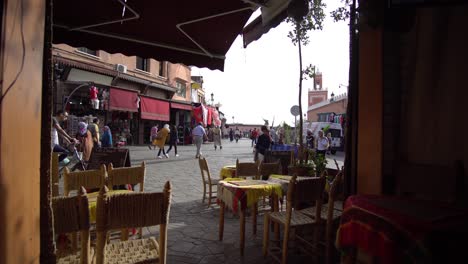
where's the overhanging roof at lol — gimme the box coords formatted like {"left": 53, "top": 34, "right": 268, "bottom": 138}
{"left": 53, "top": 0, "right": 255, "bottom": 71}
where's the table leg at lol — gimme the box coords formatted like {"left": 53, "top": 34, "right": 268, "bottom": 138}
{"left": 219, "top": 201, "right": 225, "bottom": 241}
{"left": 252, "top": 202, "right": 258, "bottom": 235}
{"left": 240, "top": 208, "right": 246, "bottom": 256}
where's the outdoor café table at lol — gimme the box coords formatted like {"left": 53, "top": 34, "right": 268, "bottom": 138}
{"left": 336, "top": 194, "right": 468, "bottom": 264}
{"left": 217, "top": 178, "right": 282, "bottom": 256}
{"left": 219, "top": 165, "right": 236, "bottom": 179}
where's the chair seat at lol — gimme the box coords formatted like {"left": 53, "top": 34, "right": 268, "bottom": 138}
{"left": 102, "top": 237, "right": 159, "bottom": 264}
{"left": 57, "top": 247, "right": 94, "bottom": 264}
{"left": 269, "top": 211, "right": 321, "bottom": 227}
{"left": 299, "top": 204, "right": 343, "bottom": 220}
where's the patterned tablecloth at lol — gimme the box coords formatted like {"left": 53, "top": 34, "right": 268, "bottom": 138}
{"left": 219, "top": 165, "right": 236, "bottom": 179}
{"left": 217, "top": 178, "right": 282, "bottom": 213}
{"left": 336, "top": 195, "right": 468, "bottom": 263}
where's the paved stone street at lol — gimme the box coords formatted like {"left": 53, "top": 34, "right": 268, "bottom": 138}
{"left": 126, "top": 139, "right": 344, "bottom": 264}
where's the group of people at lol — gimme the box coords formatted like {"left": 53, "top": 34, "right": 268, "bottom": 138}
{"left": 52, "top": 110, "right": 113, "bottom": 165}
{"left": 148, "top": 123, "right": 224, "bottom": 159}
{"left": 228, "top": 127, "right": 241, "bottom": 143}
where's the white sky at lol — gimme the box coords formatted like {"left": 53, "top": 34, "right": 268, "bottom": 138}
{"left": 192, "top": 0, "right": 349, "bottom": 126}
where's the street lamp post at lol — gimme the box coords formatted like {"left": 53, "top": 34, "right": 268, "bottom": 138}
{"left": 210, "top": 93, "right": 214, "bottom": 106}
{"left": 330, "top": 92, "right": 335, "bottom": 102}
{"left": 232, "top": 116, "right": 235, "bottom": 125}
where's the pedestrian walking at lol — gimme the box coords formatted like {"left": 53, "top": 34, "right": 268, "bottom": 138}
{"left": 100, "top": 126, "right": 113, "bottom": 148}
{"left": 229, "top": 128, "right": 234, "bottom": 142}
{"left": 235, "top": 127, "right": 240, "bottom": 143}
{"left": 88, "top": 118, "right": 100, "bottom": 147}
{"left": 250, "top": 128, "right": 258, "bottom": 147}
{"left": 255, "top": 126, "right": 272, "bottom": 162}
{"left": 213, "top": 125, "right": 222, "bottom": 150}
{"left": 155, "top": 124, "right": 170, "bottom": 159}
{"left": 76, "top": 122, "right": 94, "bottom": 162}
{"left": 166, "top": 124, "right": 179, "bottom": 157}
{"left": 316, "top": 130, "right": 329, "bottom": 157}
{"left": 148, "top": 124, "right": 159, "bottom": 150}
{"left": 192, "top": 122, "right": 206, "bottom": 158}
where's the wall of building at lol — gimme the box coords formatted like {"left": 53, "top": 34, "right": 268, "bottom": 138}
{"left": 53, "top": 44, "right": 170, "bottom": 87}
{"left": 308, "top": 90, "right": 328, "bottom": 106}
{"left": 0, "top": 0, "right": 45, "bottom": 262}
{"left": 168, "top": 63, "right": 191, "bottom": 102}
{"left": 307, "top": 97, "right": 348, "bottom": 122}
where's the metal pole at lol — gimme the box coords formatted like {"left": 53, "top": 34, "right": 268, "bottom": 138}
{"left": 294, "top": 116, "right": 297, "bottom": 145}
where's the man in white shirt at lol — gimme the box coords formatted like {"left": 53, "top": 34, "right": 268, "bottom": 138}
{"left": 316, "top": 130, "right": 329, "bottom": 157}
{"left": 192, "top": 122, "right": 206, "bottom": 158}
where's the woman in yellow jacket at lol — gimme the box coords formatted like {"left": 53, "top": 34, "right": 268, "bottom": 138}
{"left": 154, "top": 124, "right": 170, "bottom": 158}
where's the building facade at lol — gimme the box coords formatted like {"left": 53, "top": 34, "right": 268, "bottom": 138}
{"left": 52, "top": 44, "right": 193, "bottom": 145}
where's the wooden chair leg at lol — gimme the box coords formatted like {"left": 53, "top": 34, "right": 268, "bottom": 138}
{"left": 263, "top": 214, "right": 270, "bottom": 257}
{"left": 282, "top": 224, "right": 290, "bottom": 264}
{"left": 202, "top": 183, "right": 206, "bottom": 204}
{"left": 208, "top": 185, "right": 212, "bottom": 207}
{"left": 219, "top": 201, "right": 225, "bottom": 241}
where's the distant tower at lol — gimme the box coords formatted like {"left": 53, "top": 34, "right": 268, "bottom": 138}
{"left": 308, "top": 72, "right": 327, "bottom": 106}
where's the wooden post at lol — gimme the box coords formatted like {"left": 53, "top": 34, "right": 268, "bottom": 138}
{"left": 218, "top": 201, "right": 225, "bottom": 241}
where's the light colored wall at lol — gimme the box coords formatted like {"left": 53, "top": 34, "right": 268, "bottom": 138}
{"left": 0, "top": 0, "right": 45, "bottom": 262}
{"left": 53, "top": 44, "right": 169, "bottom": 85}
{"left": 168, "top": 63, "right": 191, "bottom": 102}
{"left": 307, "top": 99, "right": 347, "bottom": 122}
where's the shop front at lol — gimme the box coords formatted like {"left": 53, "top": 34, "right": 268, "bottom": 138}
{"left": 139, "top": 96, "right": 170, "bottom": 145}
{"left": 170, "top": 102, "right": 193, "bottom": 145}
{"left": 107, "top": 87, "right": 140, "bottom": 146}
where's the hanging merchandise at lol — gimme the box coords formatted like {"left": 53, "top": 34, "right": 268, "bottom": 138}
{"left": 101, "top": 89, "right": 109, "bottom": 110}
{"left": 136, "top": 96, "right": 140, "bottom": 109}
{"left": 89, "top": 86, "right": 100, "bottom": 110}
{"left": 202, "top": 104, "right": 208, "bottom": 126}
{"left": 193, "top": 104, "right": 204, "bottom": 125}
{"left": 212, "top": 109, "right": 221, "bottom": 127}
{"left": 207, "top": 107, "right": 213, "bottom": 126}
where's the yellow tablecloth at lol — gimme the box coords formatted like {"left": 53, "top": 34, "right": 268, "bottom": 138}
{"left": 88, "top": 189, "right": 132, "bottom": 222}
{"left": 218, "top": 178, "right": 282, "bottom": 212}
{"left": 220, "top": 165, "right": 236, "bottom": 179}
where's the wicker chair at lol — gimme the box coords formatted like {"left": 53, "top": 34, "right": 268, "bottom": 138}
{"left": 63, "top": 164, "right": 107, "bottom": 196}
{"left": 52, "top": 187, "right": 91, "bottom": 264}
{"left": 94, "top": 182, "right": 172, "bottom": 264}
{"left": 259, "top": 161, "right": 281, "bottom": 180}
{"left": 198, "top": 157, "right": 219, "bottom": 207}
{"left": 263, "top": 176, "right": 326, "bottom": 264}
{"left": 107, "top": 161, "right": 146, "bottom": 192}
{"left": 236, "top": 159, "right": 260, "bottom": 179}
{"left": 299, "top": 168, "right": 344, "bottom": 264}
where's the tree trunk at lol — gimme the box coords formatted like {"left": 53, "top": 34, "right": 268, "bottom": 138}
{"left": 297, "top": 22, "right": 304, "bottom": 164}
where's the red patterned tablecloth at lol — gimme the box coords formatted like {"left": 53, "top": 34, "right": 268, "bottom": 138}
{"left": 336, "top": 195, "right": 468, "bottom": 263}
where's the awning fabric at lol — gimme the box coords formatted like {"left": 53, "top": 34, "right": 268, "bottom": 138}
{"left": 53, "top": 1, "right": 254, "bottom": 71}
{"left": 109, "top": 88, "right": 139, "bottom": 112}
{"left": 141, "top": 97, "right": 170, "bottom": 121}
{"left": 171, "top": 102, "right": 192, "bottom": 111}
{"left": 242, "top": 10, "right": 288, "bottom": 48}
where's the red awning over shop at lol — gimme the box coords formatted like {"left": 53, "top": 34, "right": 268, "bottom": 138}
{"left": 109, "top": 88, "right": 139, "bottom": 112}
{"left": 171, "top": 102, "right": 192, "bottom": 111}
{"left": 141, "top": 97, "right": 170, "bottom": 121}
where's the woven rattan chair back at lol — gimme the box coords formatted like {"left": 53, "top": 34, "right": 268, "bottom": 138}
{"left": 259, "top": 161, "right": 280, "bottom": 180}
{"left": 236, "top": 159, "right": 260, "bottom": 179}
{"left": 107, "top": 161, "right": 146, "bottom": 192}
{"left": 95, "top": 182, "right": 172, "bottom": 264}
{"left": 52, "top": 187, "right": 91, "bottom": 264}
{"left": 63, "top": 164, "right": 107, "bottom": 196}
